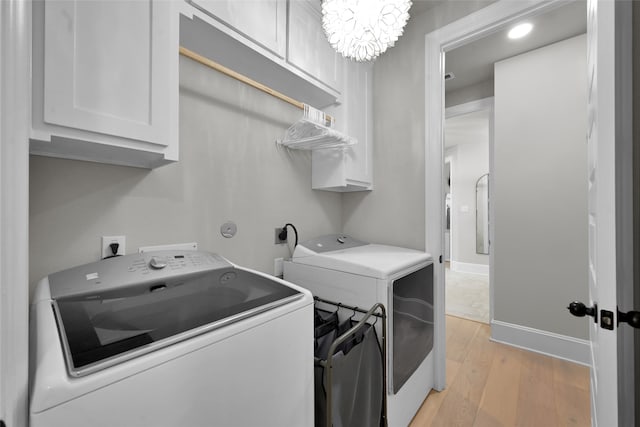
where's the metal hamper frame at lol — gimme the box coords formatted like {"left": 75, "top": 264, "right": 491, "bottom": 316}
{"left": 313, "top": 297, "right": 388, "bottom": 427}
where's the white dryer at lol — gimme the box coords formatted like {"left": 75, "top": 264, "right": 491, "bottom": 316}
{"left": 284, "top": 235, "right": 434, "bottom": 427}
{"left": 30, "top": 250, "right": 313, "bottom": 427}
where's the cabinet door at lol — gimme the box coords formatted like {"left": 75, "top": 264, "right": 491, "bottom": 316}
{"left": 288, "top": 0, "right": 341, "bottom": 91}
{"left": 343, "top": 62, "right": 372, "bottom": 184}
{"left": 312, "top": 60, "right": 372, "bottom": 192}
{"left": 190, "top": 0, "right": 286, "bottom": 58}
{"left": 43, "top": 1, "right": 172, "bottom": 146}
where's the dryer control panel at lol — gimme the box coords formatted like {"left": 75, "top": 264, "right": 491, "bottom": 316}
{"left": 295, "top": 234, "right": 368, "bottom": 254}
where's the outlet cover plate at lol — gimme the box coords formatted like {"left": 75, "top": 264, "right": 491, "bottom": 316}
{"left": 275, "top": 228, "right": 287, "bottom": 244}
{"left": 101, "top": 235, "right": 125, "bottom": 259}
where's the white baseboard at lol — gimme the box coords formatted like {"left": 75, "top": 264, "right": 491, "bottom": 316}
{"left": 490, "top": 320, "right": 591, "bottom": 366}
{"left": 450, "top": 261, "right": 489, "bottom": 275}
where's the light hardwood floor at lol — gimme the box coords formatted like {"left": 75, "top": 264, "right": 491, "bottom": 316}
{"left": 409, "top": 316, "right": 591, "bottom": 426}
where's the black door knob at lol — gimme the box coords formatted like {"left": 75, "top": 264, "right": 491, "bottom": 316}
{"left": 567, "top": 301, "right": 598, "bottom": 322}
{"left": 618, "top": 309, "right": 640, "bottom": 329}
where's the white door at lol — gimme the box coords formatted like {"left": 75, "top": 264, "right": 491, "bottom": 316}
{"left": 585, "top": 0, "right": 634, "bottom": 425}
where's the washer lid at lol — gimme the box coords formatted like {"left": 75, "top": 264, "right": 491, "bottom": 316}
{"left": 49, "top": 253, "right": 303, "bottom": 377}
{"left": 292, "top": 236, "right": 432, "bottom": 279}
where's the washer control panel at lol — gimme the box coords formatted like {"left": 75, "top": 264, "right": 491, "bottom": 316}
{"left": 48, "top": 250, "right": 233, "bottom": 299}
{"left": 149, "top": 256, "right": 168, "bottom": 269}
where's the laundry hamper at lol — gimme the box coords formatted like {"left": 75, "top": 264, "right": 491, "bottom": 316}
{"left": 313, "top": 298, "right": 387, "bottom": 427}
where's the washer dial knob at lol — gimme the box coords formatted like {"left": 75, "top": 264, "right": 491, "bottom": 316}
{"left": 149, "top": 256, "right": 168, "bottom": 269}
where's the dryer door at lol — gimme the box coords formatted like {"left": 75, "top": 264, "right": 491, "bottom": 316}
{"left": 391, "top": 263, "right": 434, "bottom": 394}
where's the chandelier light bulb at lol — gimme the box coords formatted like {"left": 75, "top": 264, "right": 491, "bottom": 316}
{"left": 322, "top": 0, "right": 412, "bottom": 62}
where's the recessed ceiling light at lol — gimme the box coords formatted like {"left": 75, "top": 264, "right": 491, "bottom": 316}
{"left": 508, "top": 22, "right": 533, "bottom": 39}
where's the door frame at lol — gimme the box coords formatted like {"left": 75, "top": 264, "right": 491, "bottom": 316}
{"left": 610, "top": 1, "right": 635, "bottom": 423}
{"left": 425, "top": 3, "right": 635, "bottom": 425}
{"left": 0, "top": 0, "right": 31, "bottom": 426}
{"left": 424, "top": 0, "right": 569, "bottom": 391}
{"left": 443, "top": 146, "right": 456, "bottom": 265}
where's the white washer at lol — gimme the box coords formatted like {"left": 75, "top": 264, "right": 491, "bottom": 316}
{"left": 284, "top": 235, "right": 434, "bottom": 427}
{"left": 30, "top": 250, "right": 313, "bottom": 427}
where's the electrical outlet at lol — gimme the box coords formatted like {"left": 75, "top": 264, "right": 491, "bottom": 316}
{"left": 101, "top": 235, "right": 126, "bottom": 259}
{"left": 275, "top": 227, "right": 287, "bottom": 244}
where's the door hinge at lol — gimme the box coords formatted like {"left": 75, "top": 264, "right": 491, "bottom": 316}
{"left": 439, "top": 255, "right": 443, "bottom": 264}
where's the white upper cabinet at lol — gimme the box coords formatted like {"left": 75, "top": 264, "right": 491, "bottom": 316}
{"left": 189, "top": 0, "right": 287, "bottom": 58}
{"left": 312, "top": 60, "right": 373, "bottom": 192}
{"left": 182, "top": 0, "right": 340, "bottom": 106}
{"left": 31, "top": 0, "right": 179, "bottom": 169}
{"left": 179, "top": 0, "right": 371, "bottom": 190}
{"left": 343, "top": 62, "right": 372, "bottom": 186}
{"left": 287, "top": 0, "right": 341, "bottom": 92}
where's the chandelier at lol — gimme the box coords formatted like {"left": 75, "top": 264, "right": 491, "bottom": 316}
{"left": 321, "top": 0, "right": 412, "bottom": 62}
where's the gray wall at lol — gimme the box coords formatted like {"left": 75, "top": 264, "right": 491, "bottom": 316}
{"left": 445, "top": 112, "right": 489, "bottom": 266}
{"left": 29, "top": 56, "right": 343, "bottom": 293}
{"left": 342, "top": 0, "right": 496, "bottom": 249}
{"left": 445, "top": 78, "right": 494, "bottom": 108}
{"left": 29, "top": 0, "right": 497, "bottom": 294}
{"left": 493, "top": 35, "right": 588, "bottom": 338}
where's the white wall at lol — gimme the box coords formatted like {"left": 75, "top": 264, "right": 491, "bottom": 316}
{"left": 342, "top": 0, "right": 496, "bottom": 249}
{"left": 29, "top": 56, "right": 343, "bottom": 293}
{"left": 445, "top": 110, "right": 489, "bottom": 267}
{"left": 493, "top": 35, "right": 588, "bottom": 339}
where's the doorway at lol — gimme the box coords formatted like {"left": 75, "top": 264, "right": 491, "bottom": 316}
{"left": 425, "top": 0, "right": 590, "bottom": 393}
{"left": 443, "top": 104, "right": 492, "bottom": 325}
{"left": 439, "top": 1, "right": 588, "bottom": 352}
{"left": 426, "top": 1, "right": 635, "bottom": 426}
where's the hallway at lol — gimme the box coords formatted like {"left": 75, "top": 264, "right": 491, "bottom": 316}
{"left": 445, "top": 266, "right": 490, "bottom": 324}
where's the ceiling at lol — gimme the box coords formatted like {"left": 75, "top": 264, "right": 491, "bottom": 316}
{"left": 440, "top": 1, "right": 587, "bottom": 149}
{"left": 409, "top": 0, "right": 443, "bottom": 16}
{"left": 444, "top": 1, "right": 587, "bottom": 93}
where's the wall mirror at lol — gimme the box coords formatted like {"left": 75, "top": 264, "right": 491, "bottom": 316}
{"left": 476, "top": 173, "right": 489, "bottom": 254}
